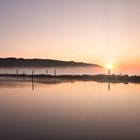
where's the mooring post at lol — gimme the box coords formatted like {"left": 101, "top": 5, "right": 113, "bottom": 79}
{"left": 46, "top": 69, "right": 48, "bottom": 75}
{"left": 31, "top": 70, "right": 34, "bottom": 91}
{"left": 31, "top": 70, "right": 34, "bottom": 87}
{"left": 54, "top": 69, "right": 56, "bottom": 76}
{"left": 108, "top": 69, "right": 110, "bottom": 76}
{"left": 32, "top": 70, "right": 34, "bottom": 77}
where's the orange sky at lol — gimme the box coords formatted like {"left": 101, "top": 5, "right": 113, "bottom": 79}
{"left": 0, "top": 0, "right": 140, "bottom": 70}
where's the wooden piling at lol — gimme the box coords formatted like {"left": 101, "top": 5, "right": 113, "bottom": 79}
{"left": 46, "top": 70, "right": 48, "bottom": 75}
{"left": 54, "top": 69, "right": 56, "bottom": 76}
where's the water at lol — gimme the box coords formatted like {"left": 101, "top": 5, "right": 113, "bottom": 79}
{"left": 0, "top": 79, "right": 140, "bottom": 140}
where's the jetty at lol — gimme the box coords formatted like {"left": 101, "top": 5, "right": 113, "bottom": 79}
{"left": 0, "top": 74, "right": 140, "bottom": 84}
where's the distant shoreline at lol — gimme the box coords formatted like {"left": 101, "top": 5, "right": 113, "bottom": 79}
{"left": 0, "top": 58, "right": 101, "bottom": 68}
{"left": 0, "top": 74, "right": 140, "bottom": 84}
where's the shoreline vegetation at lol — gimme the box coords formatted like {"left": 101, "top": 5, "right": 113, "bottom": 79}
{"left": 0, "top": 74, "right": 140, "bottom": 84}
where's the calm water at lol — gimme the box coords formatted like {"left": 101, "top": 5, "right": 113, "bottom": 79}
{"left": 0, "top": 80, "right": 140, "bottom": 140}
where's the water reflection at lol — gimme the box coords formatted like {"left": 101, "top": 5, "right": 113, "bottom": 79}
{"left": 0, "top": 78, "right": 112, "bottom": 91}
{"left": 0, "top": 80, "right": 140, "bottom": 139}
{"left": 0, "top": 78, "right": 140, "bottom": 92}
{"left": 32, "top": 79, "right": 34, "bottom": 91}
{"left": 108, "top": 82, "right": 111, "bottom": 91}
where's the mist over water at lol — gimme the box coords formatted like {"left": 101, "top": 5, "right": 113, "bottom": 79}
{"left": 0, "top": 66, "right": 139, "bottom": 75}
{"left": 0, "top": 66, "right": 104, "bottom": 75}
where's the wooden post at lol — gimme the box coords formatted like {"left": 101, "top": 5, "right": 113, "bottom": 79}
{"left": 108, "top": 69, "right": 110, "bottom": 76}
{"left": 46, "top": 70, "right": 48, "bottom": 75}
{"left": 32, "top": 70, "right": 34, "bottom": 77}
{"left": 32, "top": 70, "right": 34, "bottom": 91}
{"left": 54, "top": 69, "right": 56, "bottom": 76}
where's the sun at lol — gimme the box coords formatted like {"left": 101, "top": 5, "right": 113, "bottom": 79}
{"left": 105, "top": 64, "right": 113, "bottom": 70}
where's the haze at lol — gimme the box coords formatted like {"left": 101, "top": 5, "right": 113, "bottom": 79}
{"left": 0, "top": 0, "right": 140, "bottom": 71}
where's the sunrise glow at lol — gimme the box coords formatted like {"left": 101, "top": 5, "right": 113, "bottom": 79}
{"left": 0, "top": 1, "right": 140, "bottom": 140}
{"left": 105, "top": 64, "right": 113, "bottom": 70}
{"left": 0, "top": 0, "right": 140, "bottom": 74}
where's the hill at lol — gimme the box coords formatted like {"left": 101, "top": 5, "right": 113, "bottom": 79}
{"left": 0, "top": 58, "right": 101, "bottom": 68}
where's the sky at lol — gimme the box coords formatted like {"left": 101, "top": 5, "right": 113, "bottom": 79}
{"left": 0, "top": 0, "right": 140, "bottom": 69}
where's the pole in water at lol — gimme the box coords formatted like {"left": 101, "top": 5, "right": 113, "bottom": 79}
{"left": 46, "top": 70, "right": 48, "bottom": 75}
{"left": 106, "top": 64, "right": 112, "bottom": 76}
{"left": 32, "top": 70, "right": 34, "bottom": 76}
{"left": 54, "top": 69, "right": 56, "bottom": 76}
{"left": 32, "top": 70, "right": 34, "bottom": 81}
{"left": 31, "top": 70, "right": 34, "bottom": 91}
{"left": 108, "top": 69, "right": 110, "bottom": 76}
